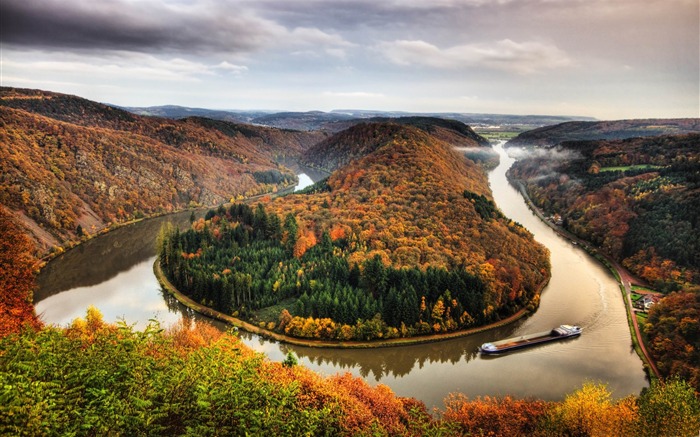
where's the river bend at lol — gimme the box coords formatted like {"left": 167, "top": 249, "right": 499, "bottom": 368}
{"left": 35, "top": 146, "right": 648, "bottom": 408}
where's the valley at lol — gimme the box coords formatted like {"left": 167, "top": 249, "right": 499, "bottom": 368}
{"left": 32, "top": 140, "right": 648, "bottom": 409}
{"left": 1, "top": 87, "right": 699, "bottom": 435}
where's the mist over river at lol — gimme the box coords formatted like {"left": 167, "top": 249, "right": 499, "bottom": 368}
{"left": 35, "top": 146, "right": 647, "bottom": 409}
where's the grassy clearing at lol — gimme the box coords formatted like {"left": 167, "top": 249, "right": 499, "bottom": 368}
{"left": 598, "top": 164, "right": 662, "bottom": 173}
{"left": 251, "top": 298, "right": 297, "bottom": 324}
{"left": 636, "top": 312, "right": 648, "bottom": 333}
{"left": 632, "top": 285, "right": 658, "bottom": 294}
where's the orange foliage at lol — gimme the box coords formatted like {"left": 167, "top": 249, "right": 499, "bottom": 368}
{"left": 283, "top": 366, "right": 428, "bottom": 436}
{"left": 329, "top": 373, "right": 411, "bottom": 435}
{"left": 0, "top": 206, "right": 41, "bottom": 338}
{"left": 442, "top": 393, "right": 551, "bottom": 436}
{"left": 329, "top": 224, "right": 347, "bottom": 241}
{"left": 166, "top": 317, "right": 226, "bottom": 353}
{"left": 292, "top": 229, "right": 318, "bottom": 259}
{"left": 0, "top": 88, "right": 321, "bottom": 253}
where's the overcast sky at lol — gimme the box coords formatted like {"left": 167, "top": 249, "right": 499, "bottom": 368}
{"left": 2, "top": 0, "right": 698, "bottom": 119}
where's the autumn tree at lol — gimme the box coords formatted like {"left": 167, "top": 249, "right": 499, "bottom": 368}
{"left": 636, "top": 378, "right": 700, "bottom": 437}
{"left": 0, "top": 206, "right": 41, "bottom": 337}
{"left": 442, "top": 393, "right": 551, "bottom": 436}
{"left": 542, "top": 382, "right": 638, "bottom": 437}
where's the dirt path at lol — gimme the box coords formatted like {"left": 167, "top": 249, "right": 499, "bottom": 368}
{"left": 616, "top": 262, "right": 661, "bottom": 379}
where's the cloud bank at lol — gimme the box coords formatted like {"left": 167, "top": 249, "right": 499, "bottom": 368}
{"left": 377, "top": 39, "right": 572, "bottom": 74}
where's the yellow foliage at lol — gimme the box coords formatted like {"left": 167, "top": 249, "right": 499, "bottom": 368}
{"left": 547, "top": 382, "right": 638, "bottom": 437}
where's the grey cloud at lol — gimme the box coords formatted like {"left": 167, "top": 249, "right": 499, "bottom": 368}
{"left": 246, "top": 0, "right": 469, "bottom": 33}
{"left": 0, "top": 0, "right": 284, "bottom": 54}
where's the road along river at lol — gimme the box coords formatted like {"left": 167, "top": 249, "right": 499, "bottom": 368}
{"left": 35, "top": 145, "right": 648, "bottom": 409}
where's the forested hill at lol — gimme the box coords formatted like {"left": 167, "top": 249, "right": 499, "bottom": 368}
{"left": 510, "top": 133, "right": 699, "bottom": 291}
{"left": 261, "top": 123, "right": 550, "bottom": 328}
{"left": 301, "top": 120, "right": 489, "bottom": 172}
{"left": 367, "top": 116, "right": 490, "bottom": 147}
{"left": 506, "top": 118, "right": 700, "bottom": 147}
{"left": 0, "top": 88, "right": 325, "bottom": 159}
{"left": 0, "top": 88, "right": 319, "bottom": 254}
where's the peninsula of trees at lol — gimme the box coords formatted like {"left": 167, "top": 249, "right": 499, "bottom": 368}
{"left": 159, "top": 122, "right": 550, "bottom": 341}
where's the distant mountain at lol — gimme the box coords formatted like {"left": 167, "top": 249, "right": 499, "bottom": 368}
{"left": 250, "top": 111, "right": 355, "bottom": 131}
{"left": 506, "top": 119, "right": 700, "bottom": 147}
{"left": 121, "top": 104, "right": 594, "bottom": 132}
{"left": 183, "top": 117, "right": 327, "bottom": 159}
{"left": 301, "top": 119, "right": 489, "bottom": 172}
{"left": 120, "top": 105, "right": 271, "bottom": 124}
{"left": 0, "top": 88, "right": 319, "bottom": 253}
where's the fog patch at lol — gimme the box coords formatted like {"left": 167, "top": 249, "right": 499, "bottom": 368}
{"left": 508, "top": 146, "right": 585, "bottom": 190}
{"left": 507, "top": 146, "right": 582, "bottom": 161}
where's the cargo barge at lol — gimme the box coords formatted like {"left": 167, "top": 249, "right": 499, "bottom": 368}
{"left": 479, "top": 324, "right": 582, "bottom": 354}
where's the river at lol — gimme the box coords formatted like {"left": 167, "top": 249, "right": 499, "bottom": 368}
{"left": 35, "top": 144, "right": 648, "bottom": 409}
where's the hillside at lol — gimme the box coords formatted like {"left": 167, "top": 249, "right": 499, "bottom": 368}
{"left": 367, "top": 117, "right": 490, "bottom": 148}
{"left": 272, "top": 123, "right": 540, "bottom": 289}
{"left": 509, "top": 133, "right": 700, "bottom": 389}
{"left": 507, "top": 118, "right": 700, "bottom": 147}
{"left": 186, "top": 116, "right": 327, "bottom": 159}
{"left": 509, "top": 133, "right": 700, "bottom": 289}
{"left": 0, "top": 88, "right": 320, "bottom": 254}
{"left": 0, "top": 88, "right": 324, "bottom": 159}
{"left": 159, "top": 122, "right": 550, "bottom": 340}
{"left": 301, "top": 120, "right": 489, "bottom": 172}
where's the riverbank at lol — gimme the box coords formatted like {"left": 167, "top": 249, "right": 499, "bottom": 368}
{"left": 154, "top": 258, "right": 546, "bottom": 349}
{"left": 506, "top": 174, "right": 660, "bottom": 380}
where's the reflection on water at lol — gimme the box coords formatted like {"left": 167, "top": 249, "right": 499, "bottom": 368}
{"left": 239, "top": 328, "right": 490, "bottom": 381}
{"left": 36, "top": 212, "right": 193, "bottom": 302}
{"left": 37, "top": 256, "right": 190, "bottom": 329}
{"left": 34, "top": 153, "right": 648, "bottom": 409}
